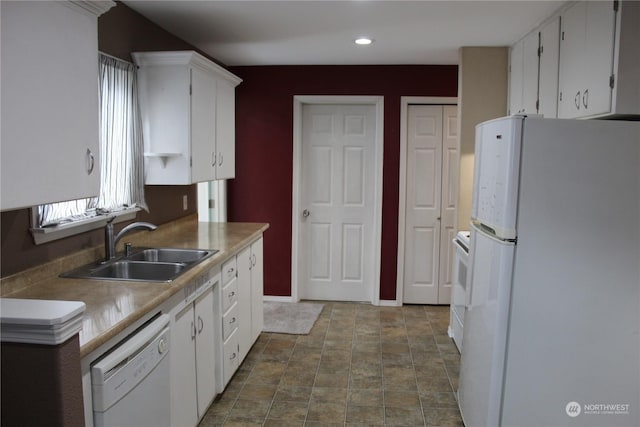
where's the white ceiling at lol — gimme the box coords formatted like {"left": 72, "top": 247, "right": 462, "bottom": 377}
{"left": 123, "top": 0, "right": 566, "bottom": 66}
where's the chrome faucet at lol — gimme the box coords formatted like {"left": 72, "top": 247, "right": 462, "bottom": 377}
{"left": 104, "top": 218, "right": 158, "bottom": 260}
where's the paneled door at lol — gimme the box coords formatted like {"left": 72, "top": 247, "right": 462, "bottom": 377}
{"left": 299, "top": 104, "right": 377, "bottom": 301}
{"left": 403, "top": 105, "right": 458, "bottom": 304}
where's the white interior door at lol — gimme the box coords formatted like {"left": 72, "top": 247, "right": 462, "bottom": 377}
{"left": 438, "top": 105, "right": 458, "bottom": 304}
{"left": 299, "top": 104, "right": 376, "bottom": 301}
{"left": 403, "top": 105, "right": 458, "bottom": 304}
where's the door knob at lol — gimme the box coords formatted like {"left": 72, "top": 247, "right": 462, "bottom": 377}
{"left": 302, "top": 209, "right": 310, "bottom": 218}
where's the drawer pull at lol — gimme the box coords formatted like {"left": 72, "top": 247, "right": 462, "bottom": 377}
{"left": 230, "top": 352, "right": 237, "bottom": 360}
{"left": 228, "top": 291, "right": 235, "bottom": 298}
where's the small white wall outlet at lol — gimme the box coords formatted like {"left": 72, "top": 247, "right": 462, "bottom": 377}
{"left": 183, "top": 195, "right": 188, "bottom": 210}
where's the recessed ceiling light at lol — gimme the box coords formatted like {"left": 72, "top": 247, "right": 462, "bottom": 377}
{"left": 355, "top": 37, "right": 373, "bottom": 45}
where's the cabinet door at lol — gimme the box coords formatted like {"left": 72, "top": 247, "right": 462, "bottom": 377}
{"left": 222, "top": 328, "right": 239, "bottom": 386}
{"left": 250, "top": 238, "right": 264, "bottom": 341}
{"left": 136, "top": 63, "right": 192, "bottom": 184}
{"left": 170, "top": 303, "right": 198, "bottom": 427}
{"left": 191, "top": 67, "right": 217, "bottom": 183}
{"left": 1, "top": 1, "right": 101, "bottom": 210}
{"left": 521, "top": 31, "right": 540, "bottom": 114}
{"left": 581, "top": 1, "right": 616, "bottom": 115}
{"left": 508, "top": 41, "right": 524, "bottom": 115}
{"left": 559, "top": 1, "right": 616, "bottom": 118}
{"left": 194, "top": 286, "right": 216, "bottom": 418}
{"left": 236, "top": 246, "right": 252, "bottom": 362}
{"left": 215, "top": 79, "right": 236, "bottom": 179}
{"left": 538, "top": 17, "right": 560, "bottom": 118}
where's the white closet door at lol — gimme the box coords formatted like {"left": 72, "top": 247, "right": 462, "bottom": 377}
{"left": 403, "top": 104, "right": 458, "bottom": 305}
{"left": 437, "top": 105, "right": 458, "bottom": 304}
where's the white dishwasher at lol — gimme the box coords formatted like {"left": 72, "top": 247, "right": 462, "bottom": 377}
{"left": 91, "top": 314, "right": 171, "bottom": 427}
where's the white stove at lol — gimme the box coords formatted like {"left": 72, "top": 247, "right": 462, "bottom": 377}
{"left": 448, "top": 230, "right": 470, "bottom": 352}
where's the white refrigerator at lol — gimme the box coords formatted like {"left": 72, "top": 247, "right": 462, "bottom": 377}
{"left": 458, "top": 116, "right": 639, "bottom": 427}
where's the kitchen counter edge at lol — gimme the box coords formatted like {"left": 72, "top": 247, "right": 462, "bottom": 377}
{"left": 0, "top": 220, "right": 269, "bottom": 358}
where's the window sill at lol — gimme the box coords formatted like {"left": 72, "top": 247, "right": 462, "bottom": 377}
{"left": 30, "top": 208, "right": 139, "bottom": 245}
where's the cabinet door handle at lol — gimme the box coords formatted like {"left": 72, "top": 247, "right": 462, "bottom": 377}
{"left": 582, "top": 89, "right": 589, "bottom": 109}
{"left": 574, "top": 91, "right": 581, "bottom": 110}
{"left": 229, "top": 291, "right": 235, "bottom": 298}
{"left": 86, "top": 148, "right": 95, "bottom": 175}
{"left": 198, "top": 316, "right": 204, "bottom": 334}
{"left": 230, "top": 316, "right": 236, "bottom": 324}
{"left": 230, "top": 352, "right": 237, "bottom": 360}
{"left": 212, "top": 152, "right": 216, "bottom": 167}
{"left": 252, "top": 253, "right": 257, "bottom": 267}
{"left": 218, "top": 153, "right": 223, "bottom": 166}
{"left": 191, "top": 321, "right": 196, "bottom": 340}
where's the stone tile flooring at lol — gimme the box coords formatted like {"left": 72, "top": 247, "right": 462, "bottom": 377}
{"left": 198, "top": 302, "right": 463, "bottom": 426}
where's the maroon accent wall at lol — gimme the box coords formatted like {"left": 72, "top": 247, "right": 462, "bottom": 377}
{"left": 227, "top": 65, "right": 458, "bottom": 300}
{"left": 0, "top": 3, "right": 209, "bottom": 278}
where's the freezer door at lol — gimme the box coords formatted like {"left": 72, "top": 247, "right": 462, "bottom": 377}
{"left": 458, "top": 225, "right": 515, "bottom": 427}
{"left": 471, "top": 117, "right": 522, "bottom": 240}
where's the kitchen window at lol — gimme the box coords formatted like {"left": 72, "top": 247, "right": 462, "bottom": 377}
{"left": 30, "top": 53, "right": 147, "bottom": 244}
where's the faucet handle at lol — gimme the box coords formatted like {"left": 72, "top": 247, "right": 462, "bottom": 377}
{"left": 106, "top": 216, "right": 116, "bottom": 225}
{"left": 124, "top": 242, "right": 133, "bottom": 257}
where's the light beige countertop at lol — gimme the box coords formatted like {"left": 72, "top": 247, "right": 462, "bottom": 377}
{"left": 0, "top": 216, "right": 269, "bottom": 358}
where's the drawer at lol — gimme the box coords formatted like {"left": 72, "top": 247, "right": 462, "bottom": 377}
{"left": 223, "top": 328, "right": 239, "bottom": 386}
{"left": 222, "top": 279, "right": 238, "bottom": 313}
{"left": 221, "top": 257, "right": 237, "bottom": 286}
{"left": 222, "top": 302, "right": 239, "bottom": 341}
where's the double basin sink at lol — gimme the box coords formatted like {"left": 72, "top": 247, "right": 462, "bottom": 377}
{"left": 62, "top": 248, "right": 218, "bottom": 282}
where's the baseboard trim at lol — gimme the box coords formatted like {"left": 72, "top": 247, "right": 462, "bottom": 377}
{"left": 263, "top": 295, "right": 296, "bottom": 303}
{"left": 377, "top": 299, "right": 401, "bottom": 307}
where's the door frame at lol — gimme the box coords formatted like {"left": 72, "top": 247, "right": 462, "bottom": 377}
{"left": 396, "top": 96, "right": 458, "bottom": 304}
{"left": 291, "top": 95, "right": 384, "bottom": 305}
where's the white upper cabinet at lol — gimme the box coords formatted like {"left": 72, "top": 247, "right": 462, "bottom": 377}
{"left": 538, "top": 17, "right": 561, "bottom": 118}
{"left": 509, "top": 1, "right": 639, "bottom": 120}
{"left": 509, "top": 31, "right": 540, "bottom": 115}
{"left": 215, "top": 80, "right": 237, "bottom": 180}
{"left": 133, "top": 51, "right": 242, "bottom": 185}
{"left": 558, "top": 0, "right": 639, "bottom": 118}
{"left": 558, "top": 1, "right": 615, "bottom": 118}
{"left": 508, "top": 40, "right": 524, "bottom": 115}
{"left": 0, "top": 1, "right": 114, "bottom": 211}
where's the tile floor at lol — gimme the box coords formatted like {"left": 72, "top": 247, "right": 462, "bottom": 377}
{"left": 199, "top": 302, "right": 463, "bottom": 427}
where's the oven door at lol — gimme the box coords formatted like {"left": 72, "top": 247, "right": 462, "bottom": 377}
{"left": 450, "top": 238, "right": 469, "bottom": 351}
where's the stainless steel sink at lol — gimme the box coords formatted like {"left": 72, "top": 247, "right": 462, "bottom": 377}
{"left": 88, "top": 261, "right": 187, "bottom": 281}
{"left": 126, "top": 248, "right": 213, "bottom": 264}
{"left": 61, "top": 248, "right": 218, "bottom": 282}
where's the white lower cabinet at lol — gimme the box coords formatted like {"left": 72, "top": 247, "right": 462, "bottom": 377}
{"left": 237, "top": 237, "right": 264, "bottom": 361}
{"left": 169, "top": 268, "right": 220, "bottom": 427}
{"left": 219, "top": 235, "right": 264, "bottom": 388}
{"left": 220, "top": 257, "right": 240, "bottom": 388}
{"left": 222, "top": 325, "right": 240, "bottom": 386}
